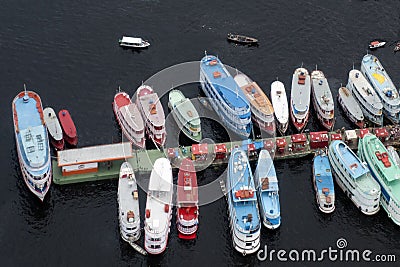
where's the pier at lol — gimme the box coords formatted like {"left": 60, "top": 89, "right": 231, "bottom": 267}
{"left": 53, "top": 125, "right": 400, "bottom": 185}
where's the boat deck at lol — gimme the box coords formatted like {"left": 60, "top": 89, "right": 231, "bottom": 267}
{"left": 338, "top": 87, "right": 364, "bottom": 120}
{"left": 118, "top": 167, "right": 140, "bottom": 226}
{"left": 313, "top": 154, "right": 334, "bottom": 193}
{"left": 201, "top": 55, "right": 248, "bottom": 109}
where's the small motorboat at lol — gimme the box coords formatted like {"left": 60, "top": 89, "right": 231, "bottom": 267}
{"left": 119, "top": 36, "right": 150, "bottom": 48}
{"left": 369, "top": 40, "right": 386, "bottom": 49}
{"left": 394, "top": 42, "right": 400, "bottom": 53}
{"left": 58, "top": 109, "right": 78, "bottom": 146}
{"left": 43, "top": 107, "right": 64, "bottom": 150}
{"left": 227, "top": 33, "right": 258, "bottom": 45}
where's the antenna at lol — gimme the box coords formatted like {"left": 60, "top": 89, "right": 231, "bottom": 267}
{"left": 276, "top": 76, "right": 279, "bottom": 81}
{"left": 352, "top": 62, "right": 354, "bottom": 70}
{"left": 24, "top": 84, "right": 27, "bottom": 95}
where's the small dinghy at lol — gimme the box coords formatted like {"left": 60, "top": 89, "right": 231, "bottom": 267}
{"left": 43, "top": 107, "right": 64, "bottom": 150}
{"left": 58, "top": 109, "right": 78, "bottom": 146}
{"left": 369, "top": 40, "right": 386, "bottom": 49}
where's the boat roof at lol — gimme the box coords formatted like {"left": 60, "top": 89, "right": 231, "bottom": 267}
{"left": 270, "top": 81, "right": 289, "bottom": 124}
{"left": 13, "top": 91, "right": 49, "bottom": 169}
{"left": 169, "top": 90, "right": 200, "bottom": 125}
{"left": 256, "top": 150, "right": 278, "bottom": 192}
{"left": 313, "top": 154, "right": 334, "bottom": 193}
{"left": 57, "top": 142, "right": 132, "bottom": 166}
{"left": 118, "top": 162, "right": 140, "bottom": 225}
{"left": 120, "top": 103, "right": 144, "bottom": 131}
{"left": 311, "top": 70, "right": 334, "bottom": 112}
{"left": 137, "top": 88, "right": 165, "bottom": 127}
{"left": 338, "top": 87, "right": 364, "bottom": 120}
{"left": 332, "top": 140, "right": 369, "bottom": 179}
{"left": 200, "top": 55, "right": 249, "bottom": 110}
{"left": 361, "top": 134, "right": 400, "bottom": 183}
{"left": 348, "top": 69, "right": 383, "bottom": 110}
{"left": 291, "top": 68, "right": 311, "bottom": 113}
{"left": 228, "top": 148, "right": 260, "bottom": 231}
{"left": 177, "top": 158, "right": 198, "bottom": 204}
{"left": 234, "top": 74, "right": 274, "bottom": 115}
{"left": 121, "top": 36, "right": 143, "bottom": 44}
{"left": 59, "top": 109, "right": 77, "bottom": 138}
{"left": 361, "top": 54, "right": 400, "bottom": 106}
{"left": 145, "top": 158, "right": 173, "bottom": 232}
{"left": 43, "top": 107, "right": 63, "bottom": 141}
{"left": 148, "top": 158, "right": 172, "bottom": 192}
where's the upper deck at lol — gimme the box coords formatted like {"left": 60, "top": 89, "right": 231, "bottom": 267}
{"left": 291, "top": 68, "right": 311, "bottom": 113}
{"left": 313, "top": 154, "right": 334, "bottom": 193}
{"left": 137, "top": 85, "right": 165, "bottom": 128}
{"left": 348, "top": 69, "right": 383, "bottom": 111}
{"left": 145, "top": 158, "right": 173, "bottom": 233}
{"left": 169, "top": 90, "right": 200, "bottom": 126}
{"left": 177, "top": 158, "right": 198, "bottom": 205}
{"left": 338, "top": 87, "right": 364, "bottom": 121}
{"left": 13, "top": 91, "right": 49, "bottom": 169}
{"left": 200, "top": 55, "right": 249, "bottom": 111}
{"left": 361, "top": 54, "right": 400, "bottom": 106}
{"left": 228, "top": 148, "right": 260, "bottom": 232}
{"left": 234, "top": 73, "right": 274, "bottom": 116}
{"left": 311, "top": 70, "right": 334, "bottom": 113}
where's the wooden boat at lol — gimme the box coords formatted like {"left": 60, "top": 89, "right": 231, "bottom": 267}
{"left": 58, "top": 109, "right": 78, "bottom": 146}
{"left": 227, "top": 33, "right": 258, "bottom": 45}
{"left": 43, "top": 107, "right": 64, "bottom": 150}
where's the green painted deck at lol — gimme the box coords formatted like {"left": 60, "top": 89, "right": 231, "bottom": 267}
{"left": 52, "top": 126, "right": 400, "bottom": 185}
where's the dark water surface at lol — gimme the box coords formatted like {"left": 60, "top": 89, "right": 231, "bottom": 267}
{"left": 1, "top": 0, "right": 400, "bottom": 266}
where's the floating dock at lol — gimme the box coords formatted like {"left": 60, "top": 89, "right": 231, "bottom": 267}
{"left": 53, "top": 126, "right": 400, "bottom": 185}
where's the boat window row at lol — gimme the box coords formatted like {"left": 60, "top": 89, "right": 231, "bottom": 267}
{"left": 351, "top": 84, "right": 381, "bottom": 113}
{"left": 204, "top": 82, "right": 251, "bottom": 125}
{"left": 252, "top": 107, "right": 274, "bottom": 121}
{"left": 331, "top": 155, "right": 356, "bottom": 190}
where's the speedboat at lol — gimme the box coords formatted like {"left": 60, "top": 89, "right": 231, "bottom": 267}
{"left": 227, "top": 147, "right": 261, "bottom": 255}
{"left": 369, "top": 40, "right": 386, "bottom": 49}
{"left": 361, "top": 54, "right": 400, "bottom": 124}
{"left": 43, "top": 107, "right": 64, "bottom": 150}
{"left": 119, "top": 36, "right": 150, "bottom": 48}
{"left": 12, "top": 87, "right": 52, "bottom": 201}
{"left": 168, "top": 89, "right": 202, "bottom": 142}
{"left": 200, "top": 54, "right": 252, "bottom": 139}
{"left": 313, "top": 150, "right": 335, "bottom": 213}
{"left": 311, "top": 69, "right": 335, "bottom": 130}
{"left": 290, "top": 67, "right": 311, "bottom": 131}
{"left": 358, "top": 134, "right": 400, "bottom": 225}
{"left": 270, "top": 80, "right": 289, "bottom": 135}
{"left": 176, "top": 158, "right": 199, "bottom": 239}
{"left": 113, "top": 89, "right": 145, "bottom": 149}
{"left": 337, "top": 87, "right": 364, "bottom": 128}
{"left": 234, "top": 73, "right": 275, "bottom": 135}
{"left": 144, "top": 158, "right": 173, "bottom": 254}
{"left": 136, "top": 84, "right": 166, "bottom": 148}
{"left": 328, "top": 140, "right": 380, "bottom": 215}
{"left": 254, "top": 149, "right": 281, "bottom": 229}
{"left": 58, "top": 109, "right": 78, "bottom": 146}
{"left": 118, "top": 162, "right": 141, "bottom": 243}
{"left": 346, "top": 69, "right": 383, "bottom": 126}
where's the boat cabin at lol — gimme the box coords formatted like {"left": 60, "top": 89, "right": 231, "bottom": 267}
{"left": 291, "top": 134, "right": 307, "bottom": 150}
{"left": 191, "top": 143, "right": 208, "bottom": 161}
{"left": 167, "top": 148, "right": 179, "bottom": 160}
{"left": 57, "top": 142, "right": 132, "bottom": 176}
{"left": 276, "top": 138, "right": 287, "bottom": 153}
{"left": 310, "top": 131, "right": 329, "bottom": 149}
{"left": 358, "top": 128, "right": 370, "bottom": 139}
{"left": 374, "top": 128, "right": 389, "bottom": 142}
{"left": 344, "top": 130, "right": 358, "bottom": 147}
{"left": 330, "top": 133, "right": 342, "bottom": 142}
{"left": 214, "top": 144, "right": 227, "bottom": 159}
{"left": 247, "top": 143, "right": 257, "bottom": 158}
{"left": 263, "top": 139, "right": 275, "bottom": 153}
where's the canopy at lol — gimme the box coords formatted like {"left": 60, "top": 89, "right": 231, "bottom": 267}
{"left": 358, "top": 129, "right": 370, "bottom": 138}
{"left": 121, "top": 36, "right": 143, "bottom": 44}
{"left": 214, "top": 144, "right": 227, "bottom": 154}
{"left": 291, "top": 133, "right": 307, "bottom": 143}
{"left": 374, "top": 128, "right": 389, "bottom": 138}
{"left": 192, "top": 143, "right": 208, "bottom": 155}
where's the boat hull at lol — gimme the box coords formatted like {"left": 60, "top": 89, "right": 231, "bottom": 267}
{"left": 58, "top": 109, "right": 78, "bottom": 146}
{"left": 337, "top": 92, "right": 364, "bottom": 128}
